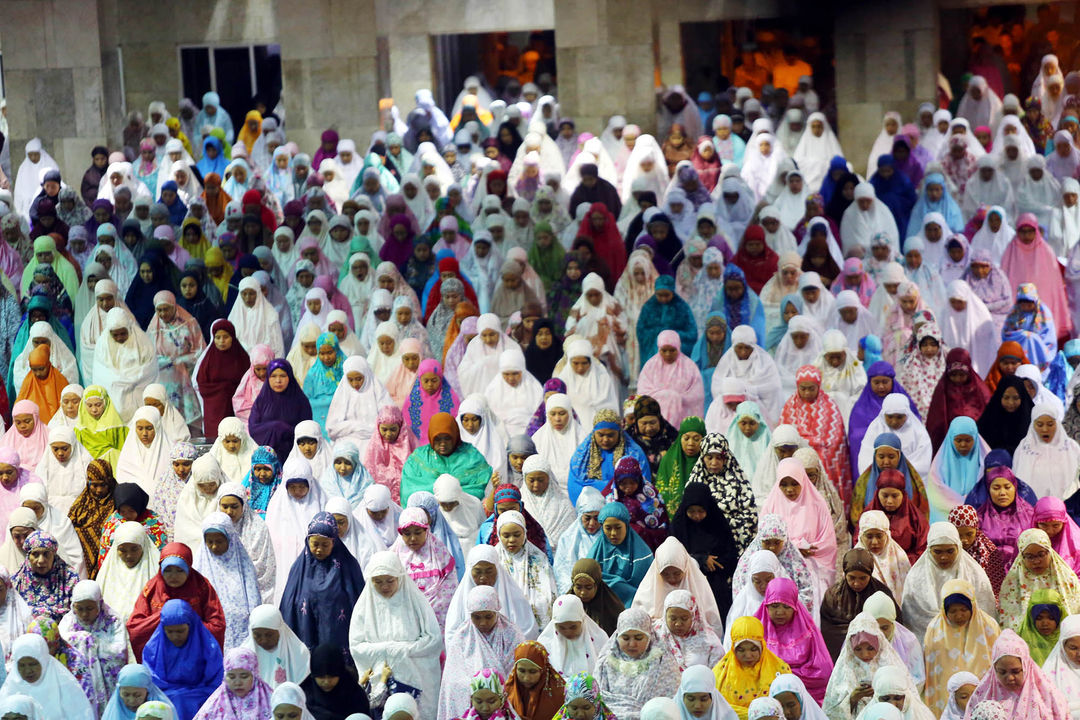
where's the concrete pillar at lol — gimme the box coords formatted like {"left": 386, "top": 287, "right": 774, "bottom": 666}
{"left": 276, "top": 0, "right": 380, "bottom": 155}
{"left": 387, "top": 33, "right": 434, "bottom": 108}
{"left": 0, "top": 0, "right": 108, "bottom": 183}
{"left": 553, "top": 0, "right": 658, "bottom": 135}
{"left": 834, "top": 0, "right": 939, "bottom": 176}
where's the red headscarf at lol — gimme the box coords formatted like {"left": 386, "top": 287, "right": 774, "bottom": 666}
{"left": 241, "top": 188, "right": 277, "bottom": 234}
{"left": 422, "top": 257, "right": 479, "bottom": 323}
{"left": 576, "top": 202, "right": 627, "bottom": 283}
{"left": 926, "top": 347, "right": 992, "bottom": 450}
{"left": 779, "top": 365, "right": 851, "bottom": 498}
{"left": 195, "top": 319, "right": 251, "bottom": 440}
{"left": 731, "top": 225, "right": 779, "bottom": 293}
{"left": 125, "top": 542, "right": 227, "bottom": 660}
{"left": 867, "top": 468, "right": 929, "bottom": 564}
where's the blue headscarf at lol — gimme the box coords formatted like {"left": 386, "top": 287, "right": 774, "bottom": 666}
{"left": 933, "top": 416, "right": 985, "bottom": 500}
{"left": 195, "top": 135, "right": 228, "bottom": 179}
{"left": 142, "top": 599, "right": 223, "bottom": 720}
{"left": 906, "top": 172, "right": 965, "bottom": 237}
{"left": 862, "top": 432, "right": 915, "bottom": 505}
{"left": 819, "top": 156, "right": 850, "bottom": 205}
{"left": 870, "top": 154, "right": 918, "bottom": 240}
{"left": 279, "top": 512, "right": 366, "bottom": 648}
{"left": 765, "top": 293, "right": 803, "bottom": 351}
{"left": 712, "top": 264, "right": 766, "bottom": 345}
{"left": 963, "top": 449, "right": 1039, "bottom": 507}
{"left": 636, "top": 274, "right": 697, "bottom": 365}
{"left": 586, "top": 502, "right": 654, "bottom": 605}
{"left": 242, "top": 445, "right": 281, "bottom": 516}
{"left": 304, "top": 331, "right": 345, "bottom": 429}
{"left": 159, "top": 180, "right": 188, "bottom": 225}
{"left": 407, "top": 491, "right": 466, "bottom": 581}
{"left": 101, "top": 664, "right": 176, "bottom": 720}
{"left": 317, "top": 441, "right": 374, "bottom": 507}
{"left": 860, "top": 335, "right": 883, "bottom": 367}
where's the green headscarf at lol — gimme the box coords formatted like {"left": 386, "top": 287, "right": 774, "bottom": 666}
{"left": 1018, "top": 587, "right": 1068, "bottom": 665}
{"left": 74, "top": 385, "right": 128, "bottom": 465}
{"left": 654, "top": 415, "right": 706, "bottom": 511}
{"left": 527, "top": 221, "right": 566, "bottom": 291}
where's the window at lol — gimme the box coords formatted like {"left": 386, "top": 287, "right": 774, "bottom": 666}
{"left": 179, "top": 44, "right": 282, "bottom": 127}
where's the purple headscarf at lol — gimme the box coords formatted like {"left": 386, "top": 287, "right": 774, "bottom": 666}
{"left": 847, "top": 361, "right": 921, "bottom": 476}
{"left": 379, "top": 213, "right": 415, "bottom": 269}
{"left": 977, "top": 466, "right": 1034, "bottom": 569}
{"left": 83, "top": 199, "right": 122, "bottom": 237}
{"left": 248, "top": 358, "right": 313, "bottom": 464}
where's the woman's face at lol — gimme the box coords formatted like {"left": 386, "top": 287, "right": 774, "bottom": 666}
{"left": 268, "top": 368, "right": 290, "bottom": 392}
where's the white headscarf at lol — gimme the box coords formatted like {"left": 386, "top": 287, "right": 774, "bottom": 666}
{"left": 856, "top": 393, "right": 933, "bottom": 479}
{"left": 741, "top": 133, "right": 785, "bottom": 201}
{"left": 793, "top": 112, "right": 845, "bottom": 190}
{"left": 11, "top": 322, "right": 79, "bottom": 406}
{"left": 840, "top": 183, "right": 901, "bottom": 256}
{"left": 484, "top": 349, "right": 543, "bottom": 437}
{"left": 35, "top": 426, "right": 90, "bottom": 516}
{"left": 961, "top": 154, "right": 1016, "bottom": 219}
{"left": 348, "top": 551, "right": 443, "bottom": 713}
{"left": 432, "top": 474, "right": 486, "bottom": 551}
{"left": 898, "top": 522, "right": 997, "bottom": 641}
{"left": 95, "top": 521, "right": 160, "bottom": 620}
{"left": 13, "top": 139, "right": 58, "bottom": 216}
{"left": 956, "top": 75, "right": 1003, "bottom": 130}
{"left": 216, "top": 481, "right": 276, "bottom": 604}
{"left": 242, "top": 604, "right": 311, "bottom": 688}
{"left": 711, "top": 325, "right": 785, "bottom": 425}
{"left": 519, "top": 455, "right": 575, "bottom": 546}
{"left": 0, "top": 635, "right": 94, "bottom": 720}
{"left": 92, "top": 308, "right": 158, "bottom": 422}
{"left": 555, "top": 338, "right": 620, "bottom": 427}
{"left": 208, "top": 416, "right": 257, "bottom": 485}
{"left": 227, "top": 276, "right": 286, "bottom": 356}
{"left": 457, "top": 313, "right": 509, "bottom": 397}
{"left": 1043, "top": 615, "right": 1080, "bottom": 718}
{"left": 774, "top": 315, "right": 824, "bottom": 392}
{"left": 455, "top": 394, "right": 508, "bottom": 479}
{"left": 444, "top": 543, "right": 539, "bottom": 640}
{"left": 621, "top": 135, "right": 671, "bottom": 203}
{"left": 532, "top": 392, "right": 587, "bottom": 491}
{"left": 867, "top": 112, "right": 902, "bottom": 174}
{"left": 537, "top": 594, "right": 608, "bottom": 677}
{"left": 827, "top": 290, "right": 880, "bottom": 355}
{"left": 325, "top": 355, "right": 393, "bottom": 458}
{"left": 173, "top": 452, "right": 224, "bottom": 548}
{"left": 16, "top": 484, "right": 84, "bottom": 577}
{"left": 266, "top": 456, "right": 327, "bottom": 600}
{"left": 724, "top": 549, "right": 783, "bottom": 647}
{"left": 1013, "top": 401, "right": 1080, "bottom": 499}
{"left": 353, "top": 483, "right": 401, "bottom": 549}
{"left": 797, "top": 271, "right": 837, "bottom": 325}
{"left": 940, "top": 279, "right": 997, "bottom": 377}
{"left": 114, "top": 406, "right": 171, "bottom": 496}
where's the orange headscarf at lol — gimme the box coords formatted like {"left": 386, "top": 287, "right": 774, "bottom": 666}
{"left": 426, "top": 411, "right": 460, "bottom": 446}
{"left": 201, "top": 173, "right": 231, "bottom": 224}
{"left": 984, "top": 341, "right": 1029, "bottom": 392}
{"left": 16, "top": 344, "right": 68, "bottom": 422}
{"left": 236, "top": 110, "right": 263, "bottom": 153}
{"left": 442, "top": 300, "right": 479, "bottom": 364}
{"left": 504, "top": 641, "right": 566, "bottom": 720}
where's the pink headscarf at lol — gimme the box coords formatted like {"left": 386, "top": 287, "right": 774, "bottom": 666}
{"left": 1, "top": 400, "right": 49, "bottom": 471}
{"left": 760, "top": 458, "right": 838, "bottom": 594}
{"left": 385, "top": 338, "right": 422, "bottom": 406}
{"left": 361, "top": 405, "right": 417, "bottom": 504}
{"left": 401, "top": 358, "right": 460, "bottom": 443}
{"left": 754, "top": 577, "right": 833, "bottom": 703}
{"left": 231, "top": 344, "right": 276, "bottom": 426}
{"left": 1001, "top": 213, "right": 1073, "bottom": 340}
{"left": 196, "top": 647, "right": 274, "bottom": 720}
{"left": 0, "top": 447, "right": 41, "bottom": 532}
{"left": 635, "top": 329, "right": 706, "bottom": 423}
{"left": 1033, "top": 496, "right": 1080, "bottom": 576}
{"left": 964, "top": 629, "right": 1070, "bottom": 720}
{"left": 289, "top": 237, "right": 334, "bottom": 278}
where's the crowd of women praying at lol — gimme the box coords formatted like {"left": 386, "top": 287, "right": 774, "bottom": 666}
{"left": 10, "top": 62, "right": 1080, "bottom": 720}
